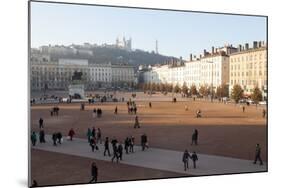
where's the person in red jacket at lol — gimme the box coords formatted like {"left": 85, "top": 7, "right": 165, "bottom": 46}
{"left": 68, "top": 128, "right": 75, "bottom": 141}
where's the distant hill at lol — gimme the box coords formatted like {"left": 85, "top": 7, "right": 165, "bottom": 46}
{"left": 49, "top": 46, "right": 177, "bottom": 66}
{"left": 90, "top": 47, "right": 177, "bottom": 66}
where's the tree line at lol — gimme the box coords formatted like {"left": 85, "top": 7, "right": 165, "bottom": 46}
{"left": 138, "top": 82, "right": 264, "bottom": 103}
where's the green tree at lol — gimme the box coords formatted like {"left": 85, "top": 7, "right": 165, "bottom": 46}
{"left": 216, "top": 84, "right": 229, "bottom": 98}
{"left": 199, "top": 85, "right": 205, "bottom": 96}
{"left": 151, "top": 83, "right": 156, "bottom": 91}
{"left": 231, "top": 84, "right": 244, "bottom": 103}
{"left": 190, "top": 85, "right": 197, "bottom": 96}
{"left": 148, "top": 82, "right": 153, "bottom": 91}
{"left": 167, "top": 83, "right": 173, "bottom": 92}
{"left": 251, "top": 86, "right": 263, "bottom": 104}
{"left": 159, "top": 83, "right": 165, "bottom": 93}
{"left": 173, "top": 84, "right": 181, "bottom": 93}
{"left": 221, "top": 84, "right": 229, "bottom": 97}
{"left": 182, "top": 82, "right": 189, "bottom": 96}
{"left": 143, "top": 83, "right": 148, "bottom": 91}
{"left": 155, "top": 83, "right": 160, "bottom": 91}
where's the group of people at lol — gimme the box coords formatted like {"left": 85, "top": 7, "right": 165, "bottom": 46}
{"left": 31, "top": 100, "right": 266, "bottom": 184}
{"left": 92, "top": 108, "right": 103, "bottom": 118}
{"left": 127, "top": 100, "right": 138, "bottom": 114}
{"left": 88, "top": 133, "right": 148, "bottom": 164}
{"left": 31, "top": 119, "right": 47, "bottom": 146}
{"left": 50, "top": 106, "right": 60, "bottom": 116}
{"left": 52, "top": 132, "right": 63, "bottom": 146}
{"left": 242, "top": 106, "right": 267, "bottom": 118}
{"left": 87, "top": 127, "right": 102, "bottom": 152}
{"left": 182, "top": 150, "right": 199, "bottom": 170}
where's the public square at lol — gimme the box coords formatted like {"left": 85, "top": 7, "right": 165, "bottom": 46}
{"left": 30, "top": 91, "right": 267, "bottom": 186}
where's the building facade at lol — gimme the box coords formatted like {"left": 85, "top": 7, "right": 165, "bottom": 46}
{"left": 142, "top": 51, "right": 230, "bottom": 90}
{"left": 229, "top": 41, "right": 267, "bottom": 99}
{"left": 30, "top": 56, "right": 135, "bottom": 91}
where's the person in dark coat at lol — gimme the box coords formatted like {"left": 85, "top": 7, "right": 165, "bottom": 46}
{"left": 149, "top": 102, "right": 152, "bottom": 108}
{"left": 81, "top": 103, "right": 85, "bottom": 111}
{"left": 191, "top": 151, "right": 198, "bottom": 169}
{"left": 103, "top": 137, "right": 111, "bottom": 156}
{"left": 262, "top": 109, "right": 266, "bottom": 118}
{"left": 52, "top": 133, "right": 57, "bottom": 146}
{"left": 31, "top": 132, "right": 37, "bottom": 146}
{"left": 114, "top": 106, "right": 118, "bottom": 114}
{"left": 39, "top": 129, "right": 45, "bottom": 143}
{"left": 191, "top": 129, "right": 198, "bottom": 145}
{"left": 182, "top": 150, "right": 191, "bottom": 171}
{"left": 39, "top": 118, "right": 43, "bottom": 128}
{"left": 57, "top": 132, "right": 62, "bottom": 144}
{"left": 89, "top": 162, "right": 98, "bottom": 183}
{"left": 92, "top": 127, "right": 96, "bottom": 139}
{"left": 141, "top": 134, "right": 148, "bottom": 151}
{"left": 129, "top": 136, "right": 135, "bottom": 153}
{"left": 90, "top": 137, "right": 97, "bottom": 152}
{"left": 242, "top": 106, "right": 245, "bottom": 112}
{"left": 124, "top": 137, "right": 130, "bottom": 154}
{"left": 118, "top": 143, "right": 123, "bottom": 161}
{"left": 134, "top": 116, "right": 140, "bottom": 128}
{"left": 253, "top": 144, "right": 263, "bottom": 165}
{"left": 87, "top": 128, "right": 92, "bottom": 143}
{"left": 68, "top": 128, "right": 75, "bottom": 141}
{"left": 111, "top": 144, "right": 119, "bottom": 163}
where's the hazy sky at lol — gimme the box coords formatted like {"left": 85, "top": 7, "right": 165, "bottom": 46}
{"left": 30, "top": 1, "right": 267, "bottom": 59}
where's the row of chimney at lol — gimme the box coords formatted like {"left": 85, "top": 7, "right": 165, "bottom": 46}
{"left": 189, "top": 41, "right": 265, "bottom": 61}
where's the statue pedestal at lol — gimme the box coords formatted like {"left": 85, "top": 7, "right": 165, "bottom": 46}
{"left": 69, "top": 84, "right": 85, "bottom": 99}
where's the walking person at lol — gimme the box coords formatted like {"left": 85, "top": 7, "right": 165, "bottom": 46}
{"left": 68, "top": 128, "right": 75, "bottom": 141}
{"left": 182, "top": 150, "right": 191, "bottom": 171}
{"left": 39, "top": 118, "right": 44, "bottom": 128}
{"left": 87, "top": 128, "right": 92, "bottom": 143}
{"left": 242, "top": 106, "right": 245, "bottom": 113}
{"left": 253, "top": 144, "right": 263, "bottom": 165}
{"left": 149, "top": 102, "right": 152, "bottom": 108}
{"left": 89, "top": 162, "right": 98, "bottom": 183}
{"left": 103, "top": 137, "right": 111, "bottom": 156}
{"left": 90, "top": 137, "right": 97, "bottom": 152}
{"left": 57, "top": 132, "right": 63, "bottom": 144}
{"left": 52, "top": 133, "right": 57, "bottom": 146}
{"left": 111, "top": 143, "right": 119, "bottom": 163}
{"left": 124, "top": 137, "right": 130, "bottom": 154}
{"left": 31, "top": 132, "right": 37, "bottom": 146}
{"left": 92, "top": 127, "right": 96, "bottom": 139}
{"left": 262, "top": 109, "right": 266, "bottom": 118}
{"left": 39, "top": 129, "right": 45, "bottom": 143}
{"left": 129, "top": 136, "right": 135, "bottom": 153}
{"left": 196, "top": 109, "right": 202, "bottom": 118}
{"left": 118, "top": 143, "right": 123, "bottom": 161}
{"left": 96, "top": 128, "right": 102, "bottom": 144}
{"left": 141, "top": 134, "right": 148, "bottom": 151}
{"left": 134, "top": 116, "right": 140, "bottom": 128}
{"left": 114, "top": 106, "right": 118, "bottom": 114}
{"left": 191, "top": 129, "right": 199, "bottom": 145}
{"left": 191, "top": 151, "right": 198, "bottom": 169}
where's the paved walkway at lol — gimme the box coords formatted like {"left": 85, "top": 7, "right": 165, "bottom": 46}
{"left": 32, "top": 135, "right": 267, "bottom": 176}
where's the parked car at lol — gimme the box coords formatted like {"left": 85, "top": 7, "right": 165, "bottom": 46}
{"left": 246, "top": 99, "right": 255, "bottom": 104}
{"left": 259, "top": 101, "right": 267, "bottom": 105}
{"left": 239, "top": 99, "right": 247, "bottom": 103}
